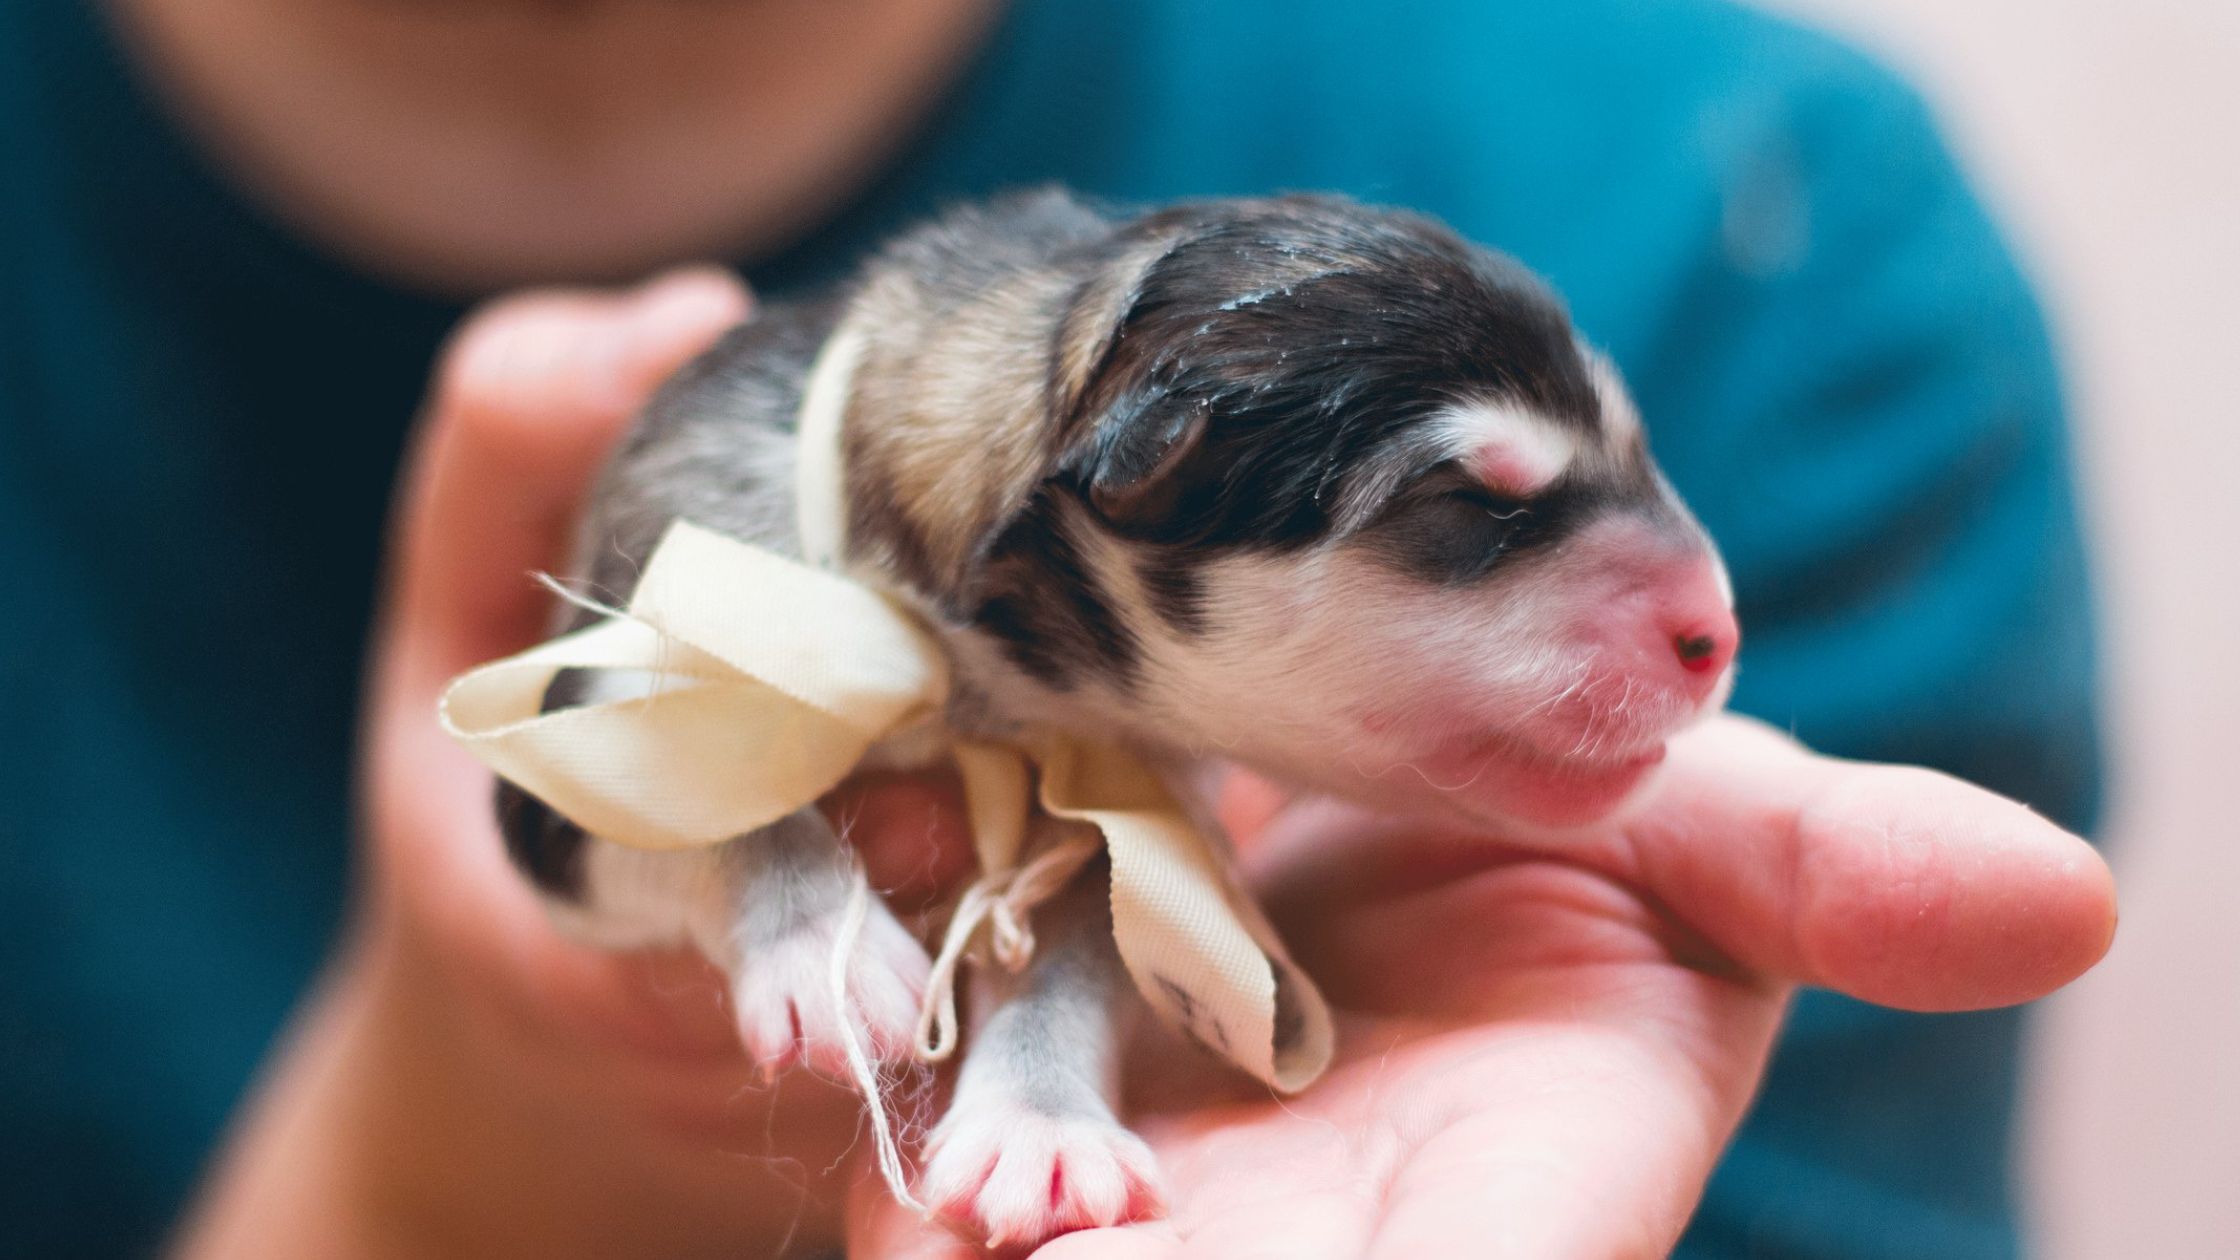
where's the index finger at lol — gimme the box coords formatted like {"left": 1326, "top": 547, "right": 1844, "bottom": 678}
{"left": 1617, "top": 714, "right": 2117, "bottom": 1010}
{"left": 1245, "top": 714, "right": 2115, "bottom": 1014}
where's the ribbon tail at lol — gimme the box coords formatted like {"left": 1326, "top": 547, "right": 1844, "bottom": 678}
{"left": 1035, "top": 740, "right": 1335, "bottom": 1093}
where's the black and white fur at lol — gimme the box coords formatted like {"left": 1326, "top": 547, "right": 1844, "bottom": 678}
{"left": 496, "top": 190, "right": 1736, "bottom": 1245}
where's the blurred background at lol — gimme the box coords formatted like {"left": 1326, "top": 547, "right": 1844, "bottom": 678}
{"left": 1759, "top": 1, "right": 2240, "bottom": 1255}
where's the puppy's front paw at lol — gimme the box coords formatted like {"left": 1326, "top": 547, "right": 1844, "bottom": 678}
{"left": 921, "top": 1097, "right": 1165, "bottom": 1248}
{"left": 730, "top": 896, "right": 930, "bottom": 1079}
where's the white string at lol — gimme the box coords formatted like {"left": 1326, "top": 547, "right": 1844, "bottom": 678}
{"left": 830, "top": 862, "right": 925, "bottom": 1213}
{"left": 532, "top": 572, "right": 626, "bottom": 621}
{"left": 914, "top": 836, "right": 1103, "bottom": 1062}
{"left": 915, "top": 883, "right": 1002, "bottom": 1064}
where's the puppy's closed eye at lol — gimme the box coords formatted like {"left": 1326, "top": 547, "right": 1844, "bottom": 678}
{"left": 1372, "top": 470, "right": 1537, "bottom": 584}
{"left": 1445, "top": 483, "right": 1532, "bottom": 521}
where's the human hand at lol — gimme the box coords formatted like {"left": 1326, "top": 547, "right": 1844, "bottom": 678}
{"left": 849, "top": 714, "right": 2116, "bottom": 1259}
{"left": 181, "top": 267, "right": 973, "bottom": 1259}
{"left": 181, "top": 265, "right": 2113, "bottom": 1260}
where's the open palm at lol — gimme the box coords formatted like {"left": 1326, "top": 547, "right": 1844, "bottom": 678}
{"left": 853, "top": 716, "right": 2114, "bottom": 1259}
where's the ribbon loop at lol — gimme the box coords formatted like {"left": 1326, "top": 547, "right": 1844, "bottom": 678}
{"left": 439, "top": 521, "right": 949, "bottom": 850}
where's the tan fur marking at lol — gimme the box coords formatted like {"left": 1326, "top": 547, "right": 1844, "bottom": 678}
{"left": 842, "top": 263, "right": 1078, "bottom": 596}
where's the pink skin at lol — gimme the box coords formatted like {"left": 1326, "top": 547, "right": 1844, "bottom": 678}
{"left": 1363, "top": 516, "right": 1739, "bottom": 831}
{"left": 1473, "top": 439, "right": 1566, "bottom": 501}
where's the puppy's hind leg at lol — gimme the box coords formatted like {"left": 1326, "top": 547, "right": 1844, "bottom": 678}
{"left": 919, "top": 859, "right": 1164, "bottom": 1246}
{"left": 492, "top": 666, "right": 932, "bottom": 1077}
{"left": 699, "top": 808, "right": 933, "bottom": 1080}
{"left": 500, "top": 791, "right": 932, "bottom": 1077}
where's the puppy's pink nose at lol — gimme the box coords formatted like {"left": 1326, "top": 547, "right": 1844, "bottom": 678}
{"left": 1674, "top": 623, "right": 1733, "bottom": 675}
{"left": 1661, "top": 568, "right": 1737, "bottom": 684}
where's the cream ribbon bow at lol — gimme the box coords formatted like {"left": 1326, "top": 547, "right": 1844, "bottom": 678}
{"left": 437, "top": 518, "right": 1333, "bottom": 1093}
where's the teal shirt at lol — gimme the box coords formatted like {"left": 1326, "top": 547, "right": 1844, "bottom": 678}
{"left": 0, "top": 0, "right": 2098, "bottom": 1255}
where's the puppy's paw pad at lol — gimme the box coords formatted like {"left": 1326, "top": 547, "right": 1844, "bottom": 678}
{"left": 730, "top": 899, "right": 930, "bottom": 1078}
{"left": 920, "top": 1103, "right": 1165, "bottom": 1248}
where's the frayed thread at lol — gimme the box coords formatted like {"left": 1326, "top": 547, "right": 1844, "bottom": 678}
{"left": 532, "top": 571, "right": 625, "bottom": 620}
{"left": 832, "top": 863, "right": 926, "bottom": 1213}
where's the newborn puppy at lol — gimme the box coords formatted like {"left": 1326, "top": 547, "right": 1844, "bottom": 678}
{"left": 495, "top": 189, "right": 1737, "bottom": 1244}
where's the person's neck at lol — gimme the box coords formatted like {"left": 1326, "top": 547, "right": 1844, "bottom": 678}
{"left": 109, "top": 0, "right": 1000, "bottom": 295}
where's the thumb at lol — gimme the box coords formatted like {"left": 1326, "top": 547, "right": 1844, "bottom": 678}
{"left": 385, "top": 266, "right": 750, "bottom": 691}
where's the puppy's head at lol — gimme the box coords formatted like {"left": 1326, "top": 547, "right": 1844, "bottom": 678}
{"left": 959, "top": 196, "right": 1735, "bottom": 831}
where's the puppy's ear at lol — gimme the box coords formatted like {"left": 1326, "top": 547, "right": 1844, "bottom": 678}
{"left": 1071, "top": 390, "right": 1210, "bottom": 525}
{"left": 1049, "top": 220, "right": 1212, "bottom": 527}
